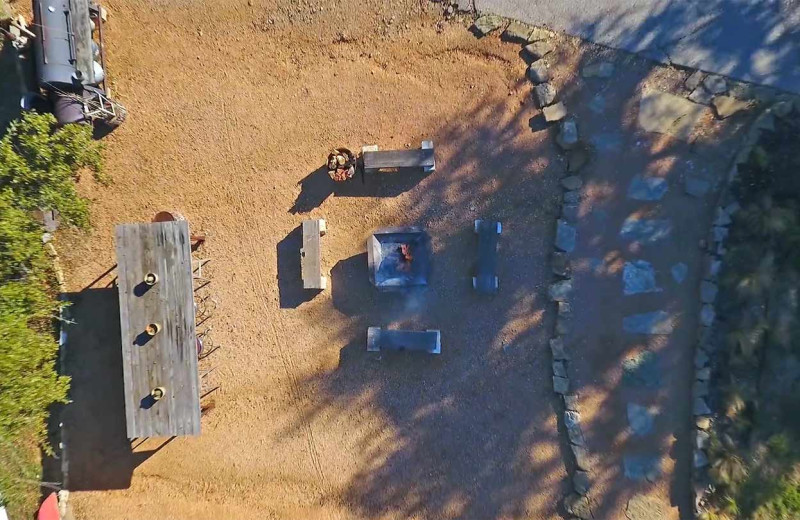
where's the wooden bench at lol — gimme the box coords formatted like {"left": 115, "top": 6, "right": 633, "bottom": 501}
{"left": 362, "top": 140, "right": 435, "bottom": 174}
{"left": 473, "top": 219, "right": 501, "bottom": 294}
{"left": 300, "top": 219, "right": 327, "bottom": 290}
{"left": 367, "top": 327, "right": 441, "bottom": 354}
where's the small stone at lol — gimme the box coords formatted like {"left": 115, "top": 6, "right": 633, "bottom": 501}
{"left": 623, "top": 260, "right": 661, "bottom": 295}
{"left": 542, "top": 102, "right": 567, "bottom": 122}
{"left": 582, "top": 61, "right": 614, "bottom": 78}
{"left": 553, "top": 360, "right": 567, "bottom": 378}
{"left": 558, "top": 301, "right": 572, "bottom": 319}
{"left": 693, "top": 449, "right": 709, "bottom": 468}
{"left": 552, "top": 252, "right": 571, "bottom": 277}
{"left": 703, "top": 74, "right": 728, "bottom": 95}
{"left": 561, "top": 175, "right": 583, "bottom": 191}
{"left": 685, "top": 70, "right": 705, "bottom": 91}
{"left": 689, "top": 87, "right": 714, "bottom": 105}
{"left": 696, "top": 366, "right": 711, "bottom": 381}
{"left": 671, "top": 263, "right": 688, "bottom": 283}
{"left": 553, "top": 375, "right": 569, "bottom": 394}
{"left": 502, "top": 21, "right": 532, "bottom": 42}
{"left": 523, "top": 41, "right": 554, "bottom": 61}
{"left": 473, "top": 14, "right": 505, "bottom": 36}
{"left": 561, "top": 203, "right": 579, "bottom": 223}
{"left": 527, "top": 27, "right": 551, "bottom": 42}
{"left": 712, "top": 95, "right": 749, "bottom": 119}
{"left": 714, "top": 207, "right": 732, "bottom": 226}
{"left": 712, "top": 226, "right": 728, "bottom": 243}
{"left": 556, "top": 120, "right": 579, "bottom": 150}
{"left": 705, "top": 257, "right": 722, "bottom": 280}
{"left": 565, "top": 411, "right": 585, "bottom": 445}
{"left": 556, "top": 315, "right": 571, "bottom": 335}
{"left": 565, "top": 492, "right": 592, "bottom": 519}
{"left": 564, "top": 394, "right": 579, "bottom": 411}
{"left": 696, "top": 416, "right": 711, "bottom": 430}
{"left": 571, "top": 445, "right": 591, "bottom": 471}
{"left": 685, "top": 176, "right": 711, "bottom": 197}
{"left": 549, "top": 279, "right": 573, "bottom": 301}
{"left": 527, "top": 61, "right": 549, "bottom": 84}
{"left": 566, "top": 145, "right": 591, "bottom": 172}
{"left": 555, "top": 219, "right": 576, "bottom": 253}
{"left": 42, "top": 232, "right": 53, "bottom": 243}
{"left": 693, "top": 379, "right": 709, "bottom": 397}
{"left": 695, "top": 430, "right": 710, "bottom": 449}
{"left": 550, "top": 337, "right": 570, "bottom": 360}
{"left": 700, "top": 281, "right": 718, "bottom": 303}
{"left": 533, "top": 83, "right": 557, "bottom": 108}
{"left": 627, "top": 403, "right": 655, "bottom": 436}
{"left": 694, "top": 349, "right": 710, "bottom": 369}
{"left": 573, "top": 470, "right": 591, "bottom": 495}
{"left": 700, "top": 304, "right": 715, "bottom": 327}
{"left": 588, "top": 93, "right": 606, "bottom": 114}
{"left": 694, "top": 397, "right": 711, "bottom": 416}
{"left": 563, "top": 190, "right": 581, "bottom": 204}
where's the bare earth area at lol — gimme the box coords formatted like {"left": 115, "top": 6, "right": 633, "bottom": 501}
{"left": 59, "top": 1, "right": 569, "bottom": 519}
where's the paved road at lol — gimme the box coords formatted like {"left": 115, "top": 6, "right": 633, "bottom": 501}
{"left": 475, "top": 0, "right": 800, "bottom": 93}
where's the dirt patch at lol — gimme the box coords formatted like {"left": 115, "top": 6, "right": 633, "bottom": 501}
{"left": 59, "top": 2, "right": 569, "bottom": 519}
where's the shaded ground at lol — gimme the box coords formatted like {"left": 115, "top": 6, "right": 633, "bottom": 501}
{"left": 57, "top": 2, "right": 569, "bottom": 519}
{"left": 476, "top": 0, "right": 800, "bottom": 93}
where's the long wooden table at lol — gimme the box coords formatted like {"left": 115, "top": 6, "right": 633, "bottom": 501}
{"left": 115, "top": 221, "right": 200, "bottom": 438}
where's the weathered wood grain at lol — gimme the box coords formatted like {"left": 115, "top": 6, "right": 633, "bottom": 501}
{"left": 301, "top": 219, "right": 326, "bottom": 290}
{"left": 363, "top": 149, "right": 435, "bottom": 171}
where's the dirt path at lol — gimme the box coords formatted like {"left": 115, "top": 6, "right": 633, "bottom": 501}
{"left": 58, "top": 2, "right": 570, "bottom": 519}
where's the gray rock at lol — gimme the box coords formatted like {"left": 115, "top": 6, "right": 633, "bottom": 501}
{"left": 523, "top": 41, "right": 554, "bottom": 61}
{"left": 565, "top": 411, "right": 585, "bottom": 445}
{"left": 452, "top": 0, "right": 472, "bottom": 12}
{"left": 573, "top": 470, "right": 591, "bottom": 495}
{"left": 714, "top": 207, "right": 732, "bottom": 227}
{"left": 696, "top": 430, "right": 710, "bottom": 449}
{"left": 571, "top": 444, "right": 591, "bottom": 471}
{"left": 694, "top": 397, "right": 711, "bottom": 416}
{"left": 623, "top": 260, "right": 662, "bottom": 295}
{"left": 527, "top": 61, "right": 549, "bottom": 84}
{"left": 696, "top": 366, "right": 711, "bottom": 381}
{"left": 700, "top": 304, "right": 715, "bottom": 327}
{"left": 688, "top": 87, "right": 714, "bottom": 105}
{"left": 685, "top": 70, "right": 705, "bottom": 91}
{"left": 704, "top": 256, "right": 721, "bottom": 281}
{"left": 561, "top": 175, "right": 583, "bottom": 191}
{"left": 713, "top": 226, "right": 729, "bottom": 243}
{"left": 553, "top": 360, "right": 567, "bottom": 378}
{"left": 620, "top": 217, "right": 672, "bottom": 243}
{"left": 473, "top": 14, "right": 505, "bottom": 36}
{"left": 623, "top": 351, "right": 661, "bottom": 388}
{"left": 555, "top": 219, "right": 576, "bottom": 252}
{"left": 695, "top": 349, "right": 710, "bottom": 369}
{"left": 556, "top": 315, "right": 571, "bottom": 335}
{"left": 561, "top": 203, "right": 579, "bottom": 223}
{"left": 564, "top": 394, "right": 579, "bottom": 411}
{"left": 696, "top": 416, "right": 711, "bottom": 430}
{"left": 693, "top": 449, "right": 709, "bottom": 468}
{"left": 565, "top": 492, "right": 592, "bottom": 519}
{"left": 542, "top": 102, "right": 567, "bottom": 122}
{"left": 552, "top": 252, "right": 571, "bottom": 277}
{"left": 527, "top": 26, "right": 551, "bottom": 42}
{"left": 556, "top": 120, "right": 579, "bottom": 150}
{"left": 713, "top": 95, "right": 749, "bottom": 119}
{"left": 566, "top": 145, "right": 591, "bottom": 172}
{"left": 627, "top": 174, "right": 668, "bottom": 201}
{"left": 671, "top": 262, "right": 688, "bottom": 283}
{"left": 558, "top": 301, "right": 572, "bottom": 319}
{"left": 627, "top": 403, "right": 655, "bottom": 436}
{"left": 588, "top": 93, "right": 606, "bottom": 114}
{"left": 703, "top": 74, "right": 728, "bottom": 95}
{"left": 502, "top": 21, "right": 532, "bottom": 43}
{"left": 623, "top": 311, "right": 674, "bottom": 334}
{"left": 533, "top": 83, "right": 557, "bottom": 108}
{"left": 553, "top": 375, "right": 569, "bottom": 394}
{"left": 563, "top": 190, "right": 581, "bottom": 204}
{"left": 700, "top": 281, "right": 718, "bottom": 303}
{"left": 582, "top": 61, "right": 614, "bottom": 78}
{"left": 638, "top": 90, "right": 705, "bottom": 140}
{"left": 550, "top": 337, "right": 570, "bottom": 360}
{"left": 693, "top": 379, "right": 709, "bottom": 397}
{"left": 755, "top": 111, "right": 776, "bottom": 131}
{"left": 685, "top": 176, "right": 711, "bottom": 197}
{"left": 549, "top": 279, "right": 573, "bottom": 302}
{"left": 725, "top": 201, "right": 741, "bottom": 215}
{"left": 624, "top": 454, "right": 661, "bottom": 481}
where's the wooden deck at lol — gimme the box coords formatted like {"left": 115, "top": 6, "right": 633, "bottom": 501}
{"left": 115, "top": 221, "right": 200, "bottom": 438}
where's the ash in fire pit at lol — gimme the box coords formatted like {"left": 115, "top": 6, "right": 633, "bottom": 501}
{"left": 367, "top": 227, "right": 431, "bottom": 291}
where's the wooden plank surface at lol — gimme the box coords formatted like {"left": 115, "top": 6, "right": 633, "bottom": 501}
{"left": 363, "top": 149, "right": 435, "bottom": 171}
{"left": 115, "top": 221, "right": 200, "bottom": 438}
{"left": 475, "top": 220, "right": 500, "bottom": 293}
{"left": 301, "top": 219, "right": 325, "bottom": 289}
{"left": 69, "top": 0, "right": 95, "bottom": 83}
{"left": 367, "top": 327, "right": 441, "bottom": 354}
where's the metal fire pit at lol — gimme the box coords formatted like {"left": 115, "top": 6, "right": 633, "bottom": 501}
{"left": 367, "top": 227, "right": 431, "bottom": 291}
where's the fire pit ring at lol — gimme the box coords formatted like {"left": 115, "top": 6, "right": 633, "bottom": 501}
{"left": 367, "top": 227, "right": 431, "bottom": 291}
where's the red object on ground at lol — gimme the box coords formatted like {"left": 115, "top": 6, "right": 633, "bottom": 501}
{"left": 37, "top": 493, "right": 59, "bottom": 520}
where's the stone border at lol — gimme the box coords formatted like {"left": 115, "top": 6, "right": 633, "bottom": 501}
{"left": 689, "top": 97, "right": 800, "bottom": 517}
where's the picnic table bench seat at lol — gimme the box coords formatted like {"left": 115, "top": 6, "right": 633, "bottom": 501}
{"left": 301, "top": 219, "right": 327, "bottom": 290}
{"left": 473, "top": 219, "right": 501, "bottom": 294}
{"left": 367, "top": 327, "right": 441, "bottom": 354}
{"left": 362, "top": 140, "right": 435, "bottom": 174}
